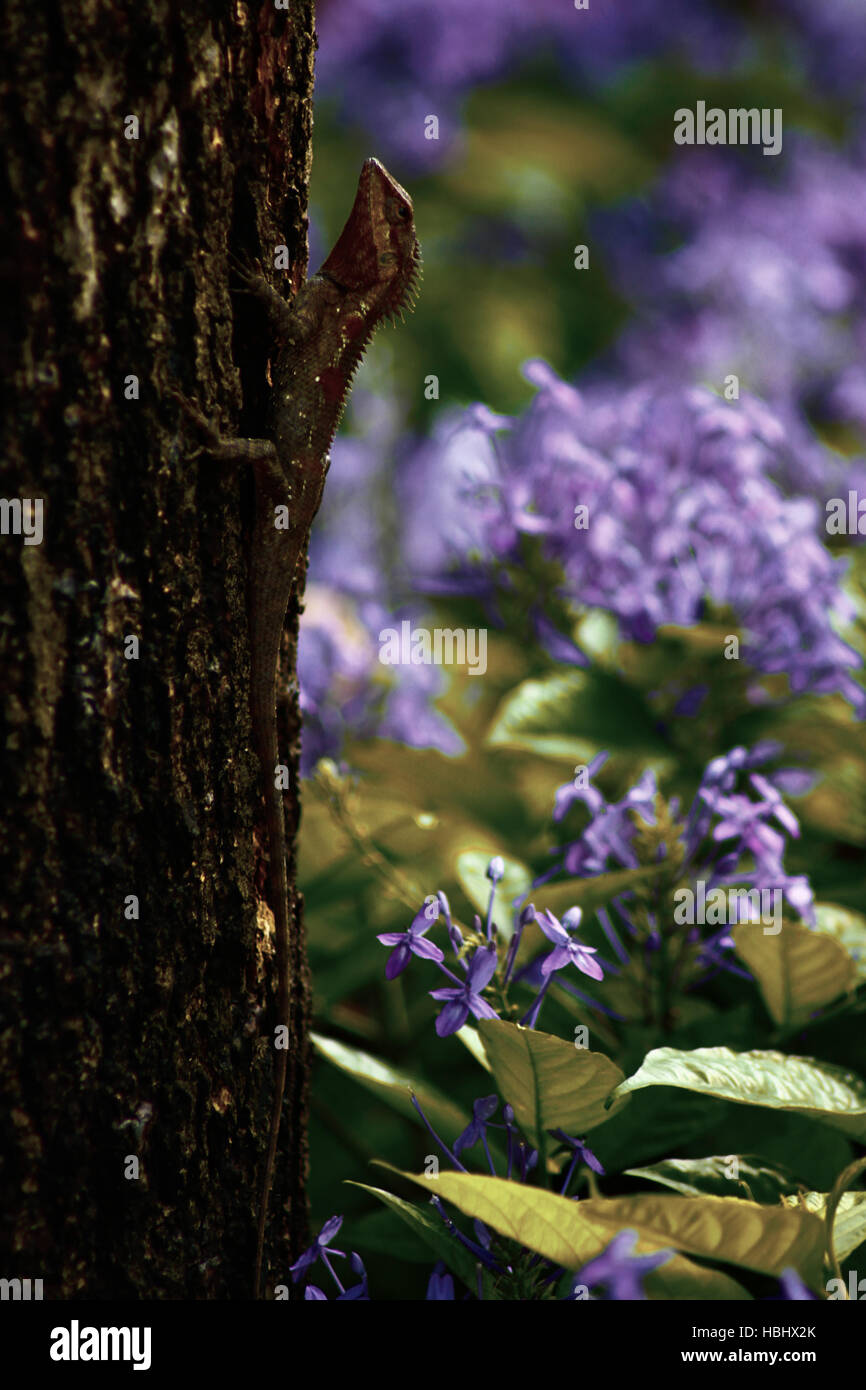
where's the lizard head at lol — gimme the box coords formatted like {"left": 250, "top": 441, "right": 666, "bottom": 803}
{"left": 317, "top": 157, "right": 421, "bottom": 320}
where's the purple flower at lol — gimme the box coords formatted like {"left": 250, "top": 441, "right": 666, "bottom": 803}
{"left": 426, "top": 1262, "right": 455, "bottom": 1300}
{"left": 486, "top": 855, "right": 505, "bottom": 885}
{"left": 600, "top": 137, "right": 866, "bottom": 444}
{"left": 551, "top": 1129, "right": 605, "bottom": 1195}
{"left": 749, "top": 773, "right": 801, "bottom": 839}
{"left": 430, "top": 944, "right": 500, "bottom": 1036}
{"left": 776, "top": 1267, "right": 817, "bottom": 1301}
{"left": 289, "top": 1215, "right": 344, "bottom": 1281}
{"left": 775, "top": 0, "right": 866, "bottom": 96}
{"left": 542, "top": 743, "right": 817, "bottom": 980}
{"left": 336, "top": 1253, "right": 370, "bottom": 1300}
{"left": 405, "top": 365, "right": 863, "bottom": 716}
{"left": 317, "top": 0, "right": 746, "bottom": 172}
{"left": 553, "top": 752, "right": 609, "bottom": 822}
{"left": 571, "top": 1229, "right": 674, "bottom": 1300}
{"left": 378, "top": 900, "right": 445, "bottom": 979}
{"left": 437, "top": 889, "right": 464, "bottom": 955}
{"left": 290, "top": 1216, "right": 370, "bottom": 1299}
{"left": 536, "top": 907, "right": 604, "bottom": 982}
{"left": 454, "top": 1095, "right": 499, "bottom": 1163}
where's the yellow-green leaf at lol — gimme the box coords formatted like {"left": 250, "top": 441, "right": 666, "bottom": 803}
{"left": 813, "top": 903, "right": 866, "bottom": 983}
{"left": 478, "top": 1019, "right": 626, "bottom": 1147}
{"left": 781, "top": 1191, "right": 866, "bottom": 1263}
{"left": 312, "top": 1033, "right": 469, "bottom": 1137}
{"left": 456, "top": 1026, "right": 492, "bottom": 1072}
{"left": 534, "top": 864, "right": 666, "bottom": 920}
{"left": 397, "top": 1169, "right": 830, "bottom": 1296}
{"left": 611, "top": 1046, "right": 866, "bottom": 1142}
{"left": 732, "top": 920, "right": 856, "bottom": 1026}
{"left": 625, "top": 1155, "right": 801, "bottom": 1204}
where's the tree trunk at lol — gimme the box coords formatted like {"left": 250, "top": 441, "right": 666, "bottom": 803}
{"left": 1, "top": 0, "right": 315, "bottom": 1300}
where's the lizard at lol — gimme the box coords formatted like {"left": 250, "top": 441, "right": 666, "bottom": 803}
{"left": 174, "top": 157, "right": 420, "bottom": 1298}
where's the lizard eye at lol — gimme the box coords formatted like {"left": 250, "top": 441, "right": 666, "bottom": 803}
{"left": 386, "top": 195, "right": 412, "bottom": 225}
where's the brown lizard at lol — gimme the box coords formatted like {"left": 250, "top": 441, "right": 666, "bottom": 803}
{"left": 175, "top": 158, "right": 420, "bottom": 1297}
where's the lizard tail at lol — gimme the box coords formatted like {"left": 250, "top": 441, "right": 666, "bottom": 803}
{"left": 250, "top": 589, "right": 293, "bottom": 1299}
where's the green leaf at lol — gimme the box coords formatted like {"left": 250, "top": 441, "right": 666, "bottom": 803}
{"left": 612, "top": 1046, "right": 866, "bottom": 1142}
{"left": 626, "top": 1156, "right": 803, "bottom": 1204}
{"left": 732, "top": 920, "right": 856, "bottom": 1026}
{"left": 534, "top": 864, "right": 666, "bottom": 920}
{"left": 397, "top": 1170, "right": 820, "bottom": 1297}
{"left": 781, "top": 1191, "right": 866, "bottom": 1264}
{"left": 349, "top": 1207, "right": 444, "bottom": 1265}
{"left": 587, "top": 1087, "right": 721, "bottom": 1173}
{"left": 696, "top": 1108, "right": 853, "bottom": 1194}
{"left": 455, "top": 850, "right": 531, "bottom": 940}
{"left": 478, "top": 1019, "right": 626, "bottom": 1148}
{"left": 485, "top": 670, "right": 668, "bottom": 759}
{"left": 312, "top": 1033, "right": 469, "bottom": 1138}
{"left": 813, "top": 903, "right": 866, "bottom": 983}
{"left": 456, "top": 1025, "right": 492, "bottom": 1072}
{"left": 347, "top": 1183, "right": 479, "bottom": 1292}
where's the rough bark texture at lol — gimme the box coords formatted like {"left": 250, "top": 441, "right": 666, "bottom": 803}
{"left": 0, "top": 0, "right": 315, "bottom": 1299}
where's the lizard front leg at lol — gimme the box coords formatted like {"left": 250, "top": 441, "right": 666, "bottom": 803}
{"left": 168, "top": 388, "right": 277, "bottom": 467}
{"left": 230, "top": 257, "right": 297, "bottom": 343}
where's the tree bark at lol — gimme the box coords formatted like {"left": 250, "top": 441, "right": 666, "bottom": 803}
{"left": 0, "top": 0, "right": 315, "bottom": 1299}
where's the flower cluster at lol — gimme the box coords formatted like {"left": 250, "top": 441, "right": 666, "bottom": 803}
{"left": 297, "top": 388, "right": 463, "bottom": 774}
{"left": 297, "top": 587, "right": 463, "bottom": 775}
{"left": 289, "top": 1216, "right": 369, "bottom": 1300}
{"left": 316, "top": 0, "right": 751, "bottom": 170}
{"left": 378, "top": 858, "right": 604, "bottom": 1036}
{"left": 404, "top": 366, "right": 864, "bottom": 713}
{"left": 413, "top": 1086, "right": 609, "bottom": 1298}
{"left": 774, "top": 0, "right": 866, "bottom": 96}
{"left": 598, "top": 137, "right": 866, "bottom": 461}
{"left": 547, "top": 742, "right": 816, "bottom": 986}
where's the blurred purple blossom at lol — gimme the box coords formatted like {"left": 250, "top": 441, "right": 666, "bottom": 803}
{"left": 569, "top": 1228, "right": 674, "bottom": 1300}
{"left": 546, "top": 743, "right": 817, "bottom": 985}
{"left": 297, "top": 384, "right": 467, "bottom": 775}
{"left": 598, "top": 137, "right": 866, "bottom": 489}
{"left": 776, "top": 1266, "right": 818, "bottom": 1301}
{"left": 316, "top": 0, "right": 748, "bottom": 170}
{"left": 774, "top": 0, "right": 866, "bottom": 96}
{"left": 297, "top": 590, "right": 463, "bottom": 776}
{"left": 405, "top": 364, "right": 864, "bottom": 713}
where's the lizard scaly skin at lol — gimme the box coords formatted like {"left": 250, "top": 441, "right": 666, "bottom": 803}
{"left": 178, "top": 159, "right": 419, "bottom": 1297}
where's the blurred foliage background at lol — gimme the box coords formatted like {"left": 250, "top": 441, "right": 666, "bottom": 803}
{"left": 293, "top": 0, "right": 866, "bottom": 1298}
